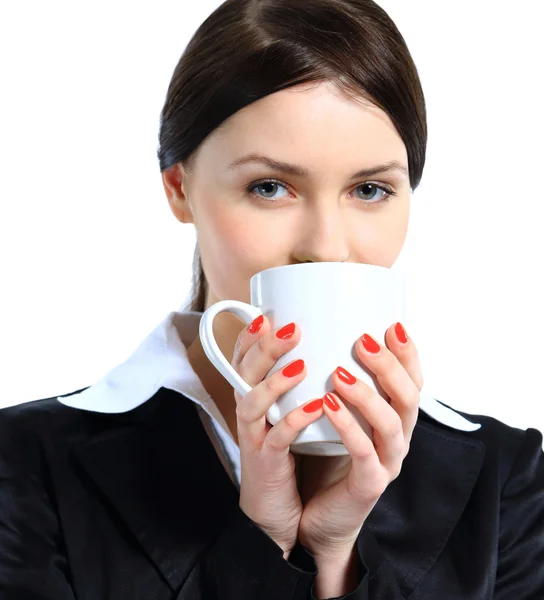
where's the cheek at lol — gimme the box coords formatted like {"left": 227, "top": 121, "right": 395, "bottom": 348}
{"left": 197, "top": 205, "right": 278, "bottom": 301}
{"left": 209, "top": 209, "right": 273, "bottom": 261}
{"left": 352, "top": 206, "right": 409, "bottom": 266}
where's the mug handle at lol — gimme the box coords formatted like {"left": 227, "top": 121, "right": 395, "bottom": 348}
{"left": 198, "top": 300, "right": 282, "bottom": 424}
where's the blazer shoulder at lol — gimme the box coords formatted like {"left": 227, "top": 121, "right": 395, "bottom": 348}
{"left": 0, "top": 385, "right": 88, "bottom": 425}
{"left": 435, "top": 398, "right": 543, "bottom": 482}
{"left": 0, "top": 386, "right": 98, "bottom": 453}
{"left": 0, "top": 385, "right": 170, "bottom": 454}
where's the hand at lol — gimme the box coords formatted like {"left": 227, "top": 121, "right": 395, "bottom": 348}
{"left": 232, "top": 315, "right": 325, "bottom": 558}
{"left": 296, "top": 323, "right": 423, "bottom": 559}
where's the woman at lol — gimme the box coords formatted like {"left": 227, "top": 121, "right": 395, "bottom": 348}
{"left": 1, "top": 0, "right": 542, "bottom": 598}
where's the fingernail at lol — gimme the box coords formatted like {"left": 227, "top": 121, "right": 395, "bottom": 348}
{"left": 361, "top": 333, "right": 380, "bottom": 353}
{"left": 247, "top": 315, "right": 264, "bottom": 334}
{"left": 282, "top": 359, "right": 305, "bottom": 378}
{"left": 335, "top": 366, "right": 356, "bottom": 385}
{"left": 303, "top": 398, "right": 323, "bottom": 413}
{"left": 323, "top": 392, "right": 340, "bottom": 411}
{"left": 395, "top": 322, "right": 408, "bottom": 344}
{"left": 276, "top": 322, "right": 295, "bottom": 340}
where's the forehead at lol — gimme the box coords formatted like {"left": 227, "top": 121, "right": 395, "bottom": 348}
{"left": 216, "top": 80, "right": 395, "bottom": 137}
{"left": 200, "top": 81, "right": 406, "bottom": 166}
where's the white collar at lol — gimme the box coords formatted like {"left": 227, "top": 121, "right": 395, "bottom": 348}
{"left": 56, "top": 310, "right": 481, "bottom": 432}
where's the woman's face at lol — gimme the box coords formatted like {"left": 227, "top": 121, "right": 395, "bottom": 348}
{"left": 163, "top": 80, "right": 411, "bottom": 312}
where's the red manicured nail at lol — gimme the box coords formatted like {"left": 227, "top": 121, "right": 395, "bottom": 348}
{"left": 335, "top": 366, "right": 356, "bottom": 385}
{"left": 303, "top": 398, "right": 323, "bottom": 413}
{"left": 361, "top": 333, "right": 380, "bottom": 353}
{"left": 323, "top": 393, "right": 340, "bottom": 411}
{"left": 395, "top": 322, "right": 408, "bottom": 343}
{"left": 247, "top": 315, "right": 264, "bottom": 334}
{"left": 276, "top": 322, "right": 295, "bottom": 340}
{"left": 282, "top": 359, "right": 305, "bottom": 378}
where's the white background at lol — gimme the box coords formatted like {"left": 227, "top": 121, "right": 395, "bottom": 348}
{"left": 1, "top": 1, "right": 543, "bottom": 442}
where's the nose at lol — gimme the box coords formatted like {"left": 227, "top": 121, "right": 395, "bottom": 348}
{"left": 293, "top": 204, "right": 350, "bottom": 263}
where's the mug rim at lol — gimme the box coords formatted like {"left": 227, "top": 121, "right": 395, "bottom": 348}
{"left": 251, "top": 261, "right": 394, "bottom": 281}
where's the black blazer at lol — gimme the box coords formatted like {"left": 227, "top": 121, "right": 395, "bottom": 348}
{"left": 0, "top": 385, "right": 543, "bottom": 600}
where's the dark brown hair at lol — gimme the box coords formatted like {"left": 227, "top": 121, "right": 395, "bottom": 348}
{"left": 157, "top": 0, "right": 427, "bottom": 313}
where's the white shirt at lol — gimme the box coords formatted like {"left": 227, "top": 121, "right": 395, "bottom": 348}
{"left": 56, "top": 310, "right": 481, "bottom": 489}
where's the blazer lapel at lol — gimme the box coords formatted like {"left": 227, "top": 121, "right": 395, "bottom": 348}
{"left": 73, "top": 387, "right": 241, "bottom": 592}
{"left": 364, "top": 409, "right": 486, "bottom": 596}
{"left": 73, "top": 388, "right": 485, "bottom": 597}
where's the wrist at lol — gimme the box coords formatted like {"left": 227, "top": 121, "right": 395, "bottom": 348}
{"left": 313, "top": 543, "right": 360, "bottom": 599}
{"left": 313, "top": 540, "right": 358, "bottom": 566}
{"left": 310, "top": 535, "right": 359, "bottom": 563}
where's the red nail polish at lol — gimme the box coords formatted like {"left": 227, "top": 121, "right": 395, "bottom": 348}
{"left": 247, "top": 315, "right": 264, "bottom": 334}
{"left": 361, "top": 334, "right": 380, "bottom": 353}
{"left": 395, "top": 322, "right": 408, "bottom": 344}
{"left": 276, "top": 322, "right": 295, "bottom": 340}
{"left": 303, "top": 398, "right": 323, "bottom": 413}
{"left": 323, "top": 393, "right": 340, "bottom": 411}
{"left": 282, "top": 359, "right": 305, "bottom": 378}
{"left": 335, "top": 366, "right": 356, "bottom": 385}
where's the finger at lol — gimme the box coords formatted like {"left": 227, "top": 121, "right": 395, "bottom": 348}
{"left": 384, "top": 322, "right": 424, "bottom": 391}
{"left": 233, "top": 318, "right": 303, "bottom": 392}
{"left": 236, "top": 357, "right": 308, "bottom": 450}
{"left": 355, "top": 333, "right": 420, "bottom": 442}
{"left": 231, "top": 314, "right": 272, "bottom": 369}
{"left": 262, "top": 398, "right": 325, "bottom": 471}
{"left": 332, "top": 367, "right": 406, "bottom": 472}
{"left": 320, "top": 392, "right": 384, "bottom": 497}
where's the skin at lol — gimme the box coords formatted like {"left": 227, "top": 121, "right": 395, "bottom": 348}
{"left": 162, "top": 79, "right": 411, "bottom": 447}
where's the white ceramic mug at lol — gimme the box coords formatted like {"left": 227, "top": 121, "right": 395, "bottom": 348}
{"left": 199, "top": 262, "right": 406, "bottom": 456}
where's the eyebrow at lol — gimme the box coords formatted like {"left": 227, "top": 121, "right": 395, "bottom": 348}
{"left": 226, "top": 154, "right": 409, "bottom": 179}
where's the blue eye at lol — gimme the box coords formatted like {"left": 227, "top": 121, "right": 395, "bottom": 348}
{"left": 354, "top": 182, "right": 396, "bottom": 203}
{"left": 247, "top": 180, "right": 290, "bottom": 201}
{"left": 246, "top": 179, "right": 396, "bottom": 205}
